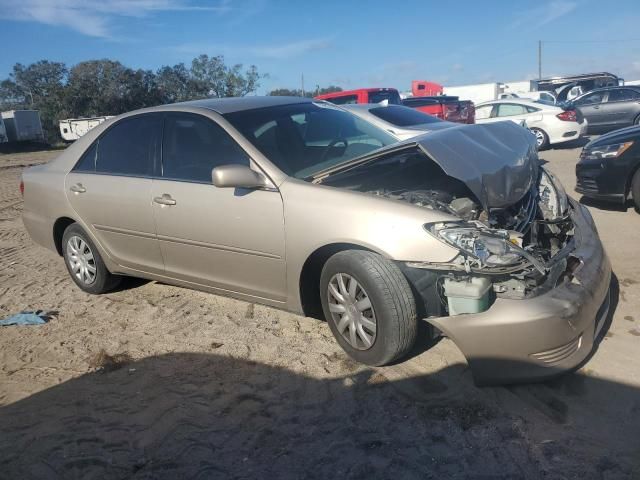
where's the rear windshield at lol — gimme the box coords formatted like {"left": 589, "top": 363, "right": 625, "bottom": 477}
{"left": 367, "top": 90, "right": 401, "bottom": 105}
{"left": 369, "top": 105, "right": 443, "bottom": 126}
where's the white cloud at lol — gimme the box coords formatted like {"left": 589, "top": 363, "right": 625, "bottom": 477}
{"left": 0, "top": 0, "right": 232, "bottom": 38}
{"left": 511, "top": 1, "right": 577, "bottom": 29}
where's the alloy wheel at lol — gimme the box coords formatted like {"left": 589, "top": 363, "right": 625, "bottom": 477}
{"left": 66, "top": 235, "right": 97, "bottom": 285}
{"left": 327, "top": 273, "right": 377, "bottom": 350}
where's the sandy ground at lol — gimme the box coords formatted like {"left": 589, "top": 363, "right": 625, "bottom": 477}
{"left": 0, "top": 144, "right": 639, "bottom": 479}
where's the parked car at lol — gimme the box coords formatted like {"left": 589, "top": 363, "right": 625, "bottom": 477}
{"left": 339, "top": 103, "right": 455, "bottom": 140}
{"left": 576, "top": 125, "right": 640, "bottom": 209}
{"left": 315, "top": 88, "right": 401, "bottom": 105}
{"left": 21, "top": 96, "right": 610, "bottom": 385}
{"left": 474, "top": 99, "right": 586, "bottom": 149}
{"left": 567, "top": 86, "right": 640, "bottom": 134}
{"left": 402, "top": 96, "right": 475, "bottom": 124}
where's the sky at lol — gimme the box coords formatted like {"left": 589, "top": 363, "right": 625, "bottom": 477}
{"left": 0, "top": 0, "right": 639, "bottom": 94}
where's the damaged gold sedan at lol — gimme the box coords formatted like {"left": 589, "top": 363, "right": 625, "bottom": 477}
{"left": 22, "top": 97, "right": 611, "bottom": 385}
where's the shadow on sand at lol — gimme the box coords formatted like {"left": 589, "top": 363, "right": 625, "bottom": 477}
{"left": 1, "top": 292, "right": 638, "bottom": 480}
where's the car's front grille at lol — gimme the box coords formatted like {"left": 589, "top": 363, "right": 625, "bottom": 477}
{"left": 530, "top": 336, "right": 582, "bottom": 365}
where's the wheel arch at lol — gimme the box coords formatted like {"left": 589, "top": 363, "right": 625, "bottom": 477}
{"left": 53, "top": 216, "right": 77, "bottom": 256}
{"left": 299, "top": 243, "right": 378, "bottom": 320}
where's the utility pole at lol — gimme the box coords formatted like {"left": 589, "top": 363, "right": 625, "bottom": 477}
{"left": 301, "top": 73, "right": 305, "bottom": 97}
{"left": 538, "top": 40, "right": 542, "bottom": 80}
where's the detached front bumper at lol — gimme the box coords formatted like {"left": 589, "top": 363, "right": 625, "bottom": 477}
{"left": 427, "top": 200, "right": 611, "bottom": 385}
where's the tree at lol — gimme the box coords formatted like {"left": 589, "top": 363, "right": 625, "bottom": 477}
{"left": 156, "top": 63, "right": 204, "bottom": 103}
{"left": 190, "top": 55, "right": 262, "bottom": 98}
{"left": 268, "top": 85, "right": 343, "bottom": 98}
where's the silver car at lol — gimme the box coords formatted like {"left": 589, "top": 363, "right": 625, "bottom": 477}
{"left": 21, "top": 96, "right": 611, "bottom": 385}
{"left": 339, "top": 103, "right": 455, "bottom": 140}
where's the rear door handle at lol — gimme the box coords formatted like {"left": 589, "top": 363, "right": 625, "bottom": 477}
{"left": 70, "top": 183, "right": 86, "bottom": 193}
{"left": 153, "top": 194, "right": 176, "bottom": 206}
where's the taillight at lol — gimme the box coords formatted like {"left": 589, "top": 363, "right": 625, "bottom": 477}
{"left": 19, "top": 179, "right": 24, "bottom": 197}
{"left": 557, "top": 110, "right": 577, "bottom": 122}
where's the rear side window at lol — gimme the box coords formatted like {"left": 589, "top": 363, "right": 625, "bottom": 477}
{"left": 74, "top": 142, "right": 98, "bottom": 172}
{"left": 575, "top": 91, "right": 606, "bottom": 106}
{"left": 369, "top": 105, "right": 442, "bottom": 126}
{"left": 162, "top": 113, "right": 250, "bottom": 183}
{"left": 325, "top": 95, "right": 358, "bottom": 105}
{"left": 607, "top": 89, "right": 638, "bottom": 102}
{"left": 496, "top": 104, "right": 528, "bottom": 117}
{"left": 368, "top": 90, "right": 401, "bottom": 105}
{"left": 475, "top": 105, "right": 494, "bottom": 120}
{"left": 96, "top": 115, "right": 161, "bottom": 176}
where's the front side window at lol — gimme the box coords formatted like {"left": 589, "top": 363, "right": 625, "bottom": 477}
{"left": 575, "top": 91, "right": 606, "bottom": 106}
{"left": 162, "top": 113, "right": 249, "bottom": 183}
{"left": 496, "top": 104, "right": 528, "bottom": 117}
{"left": 96, "top": 115, "right": 162, "bottom": 176}
{"left": 369, "top": 105, "right": 442, "bottom": 126}
{"left": 224, "top": 102, "right": 396, "bottom": 179}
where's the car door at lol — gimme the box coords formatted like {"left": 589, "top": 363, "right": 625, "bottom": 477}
{"left": 65, "top": 114, "right": 165, "bottom": 274}
{"left": 602, "top": 89, "right": 639, "bottom": 128}
{"left": 152, "top": 112, "right": 287, "bottom": 303}
{"left": 573, "top": 91, "right": 608, "bottom": 129}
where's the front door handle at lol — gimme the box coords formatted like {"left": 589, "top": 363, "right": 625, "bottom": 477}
{"left": 153, "top": 194, "right": 177, "bottom": 206}
{"left": 70, "top": 183, "right": 86, "bottom": 193}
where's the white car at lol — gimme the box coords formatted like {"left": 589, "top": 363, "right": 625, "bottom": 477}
{"left": 474, "top": 99, "right": 587, "bottom": 149}
{"left": 339, "top": 103, "right": 455, "bottom": 141}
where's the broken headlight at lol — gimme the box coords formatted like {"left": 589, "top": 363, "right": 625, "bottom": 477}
{"left": 538, "top": 168, "right": 568, "bottom": 219}
{"left": 426, "top": 222, "right": 527, "bottom": 268}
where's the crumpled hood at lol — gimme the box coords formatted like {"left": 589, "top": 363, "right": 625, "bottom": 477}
{"left": 412, "top": 121, "right": 539, "bottom": 209}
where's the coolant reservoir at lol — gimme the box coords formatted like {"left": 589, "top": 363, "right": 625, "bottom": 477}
{"left": 444, "top": 277, "right": 492, "bottom": 315}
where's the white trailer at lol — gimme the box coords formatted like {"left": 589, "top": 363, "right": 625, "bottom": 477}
{"left": 59, "top": 116, "right": 114, "bottom": 141}
{"left": 0, "top": 117, "right": 8, "bottom": 143}
{"left": 443, "top": 83, "right": 506, "bottom": 104}
{"left": 1, "top": 110, "right": 45, "bottom": 142}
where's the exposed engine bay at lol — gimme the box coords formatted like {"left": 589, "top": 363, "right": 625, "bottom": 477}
{"left": 320, "top": 148, "right": 577, "bottom": 311}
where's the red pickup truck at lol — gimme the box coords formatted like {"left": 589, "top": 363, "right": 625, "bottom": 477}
{"left": 402, "top": 96, "right": 475, "bottom": 124}
{"left": 315, "top": 88, "right": 402, "bottom": 105}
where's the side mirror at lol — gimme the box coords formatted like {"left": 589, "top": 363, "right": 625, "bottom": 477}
{"left": 211, "top": 164, "right": 269, "bottom": 189}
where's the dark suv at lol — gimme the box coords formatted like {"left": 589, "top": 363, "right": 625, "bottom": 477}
{"left": 569, "top": 86, "right": 640, "bottom": 134}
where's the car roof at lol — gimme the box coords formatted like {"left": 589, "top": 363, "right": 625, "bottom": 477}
{"left": 476, "top": 98, "right": 554, "bottom": 108}
{"left": 174, "top": 96, "right": 312, "bottom": 114}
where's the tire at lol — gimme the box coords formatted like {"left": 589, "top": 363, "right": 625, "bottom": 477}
{"left": 531, "top": 128, "right": 549, "bottom": 150}
{"left": 320, "top": 250, "right": 417, "bottom": 366}
{"left": 62, "top": 223, "right": 121, "bottom": 294}
{"left": 631, "top": 169, "right": 640, "bottom": 213}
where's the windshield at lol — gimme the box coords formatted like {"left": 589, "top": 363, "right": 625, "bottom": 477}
{"left": 369, "top": 105, "right": 443, "bottom": 126}
{"left": 224, "top": 102, "right": 397, "bottom": 179}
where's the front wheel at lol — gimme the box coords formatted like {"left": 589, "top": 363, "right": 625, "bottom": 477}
{"left": 631, "top": 169, "right": 640, "bottom": 213}
{"left": 531, "top": 128, "right": 549, "bottom": 150}
{"left": 320, "top": 250, "right": 417, "bottom": 366}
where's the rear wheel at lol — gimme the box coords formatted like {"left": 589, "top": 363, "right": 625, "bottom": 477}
{"left": 531, "top": 128, "right": 549, "bottom": 150}
{"left": 631, "top": 169, "right": 640, "bottom": 212}
{"left": 320, "top": 250, "right": 417, "bottom": 366}
{"left": 62, "top": 224, "right": 120, "bottom": 294}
